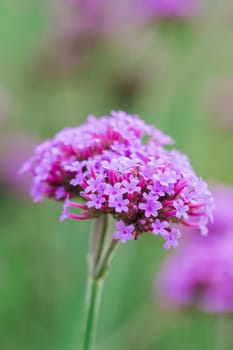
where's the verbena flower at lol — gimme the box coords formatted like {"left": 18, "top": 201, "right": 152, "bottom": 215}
{"left": 21, "top": 111, "right": 213, "bottom": 249}
{"left": 157, "top": 185, "right": 233, "bottom": 312}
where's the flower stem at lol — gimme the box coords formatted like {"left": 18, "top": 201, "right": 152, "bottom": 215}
{"left": 82, "top": 277, "right": 103, "bottom": 350}
{"left": 88, "top": 215, "right": 108, "bottom": 278}
{"left": 94, "top": 215, "right": 108, "bottom": 267}
{"left": 82, "top": 217, "right": 119, "bottom": 350}
{"left": 95, "top": 239, "right": 119, "bottom": 280}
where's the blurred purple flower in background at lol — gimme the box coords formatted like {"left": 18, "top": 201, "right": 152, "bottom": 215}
{"left": 51, "top": 0, "right": 107, "bottom": 38}
{"left": 0, "top": 88, "right": 10, "bottom": 123}
{"left": 206, "top": 79, "right": 233, "bottom": 131}
{"left": 40, "top": 0, "right": 106, "bottom": 73}
{"left": 39, "top": 0, "right": 205, "bottom": 75}
{"left": 21, "top": 111, "right": 213, "bottom": 248}
{"left": 0, "top": 133, "right": 37, "bottom": 198}
{"left": 208, "top": 185, "right": 233, "bottom": 234}
{"left": 41, "top": 0, "right": 140, "bottom": 73}
{"left": 157, "top": 185, "right": 233, "bottom": 313}
{"left": 137, "top": 0, "right": 203, "bottom": 20}
{"left": 51, "top": 0, "right": 143, "bottom": 38}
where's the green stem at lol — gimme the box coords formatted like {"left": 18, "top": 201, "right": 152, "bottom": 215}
{"left": 89, "top": 216, "right": 108, "bottom": 276}
{"left": 82, "top": 277, "right": 103, "bottom": 350}
{"left": 82, "top": 219, "right": 119, "bottom": 350}
{"left": 94, "top": 215, "right": 108, "bottom": 266}
{"left": 95, "top": 239, "right": 119, "bottom": 280}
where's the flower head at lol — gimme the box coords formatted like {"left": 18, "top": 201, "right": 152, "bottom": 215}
{"left": 156, "top": 185, "right": 233, "bottom": 313}
{"left": 21, "top": 110, "right": 213, "bottom": 249}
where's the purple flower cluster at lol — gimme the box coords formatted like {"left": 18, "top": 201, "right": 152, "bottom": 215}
{"left": 157, "top": 185, "right": 233, "bottom": 312}
{"left": 21, "top": 111, "right": 213, "bottom": 248}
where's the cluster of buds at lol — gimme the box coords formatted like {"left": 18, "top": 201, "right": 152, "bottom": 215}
{"left": 21, "top": 111, "right": 213, "bottom": 249}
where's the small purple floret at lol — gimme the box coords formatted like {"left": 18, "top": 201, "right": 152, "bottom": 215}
{"left": 87, "top": 193, "right": 105, "bottom": 209}
{"left": 113, "top": 220, "right": 134, "bottom": 243}
{"left": 152, "top": 219, "right": 169, "bottom": 237}
{"left": 163, "top": 228, "right": 181, "bottom": 250}
{"left": 139, "top": 192, "right": 162, "bottom": 218}
{"left": 173, "top": 199, "right": 189, "bottom": 220}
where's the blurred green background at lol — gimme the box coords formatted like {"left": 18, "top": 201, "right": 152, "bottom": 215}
{"left": 0, "top": 0, "right": 233, "bottom": 349}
